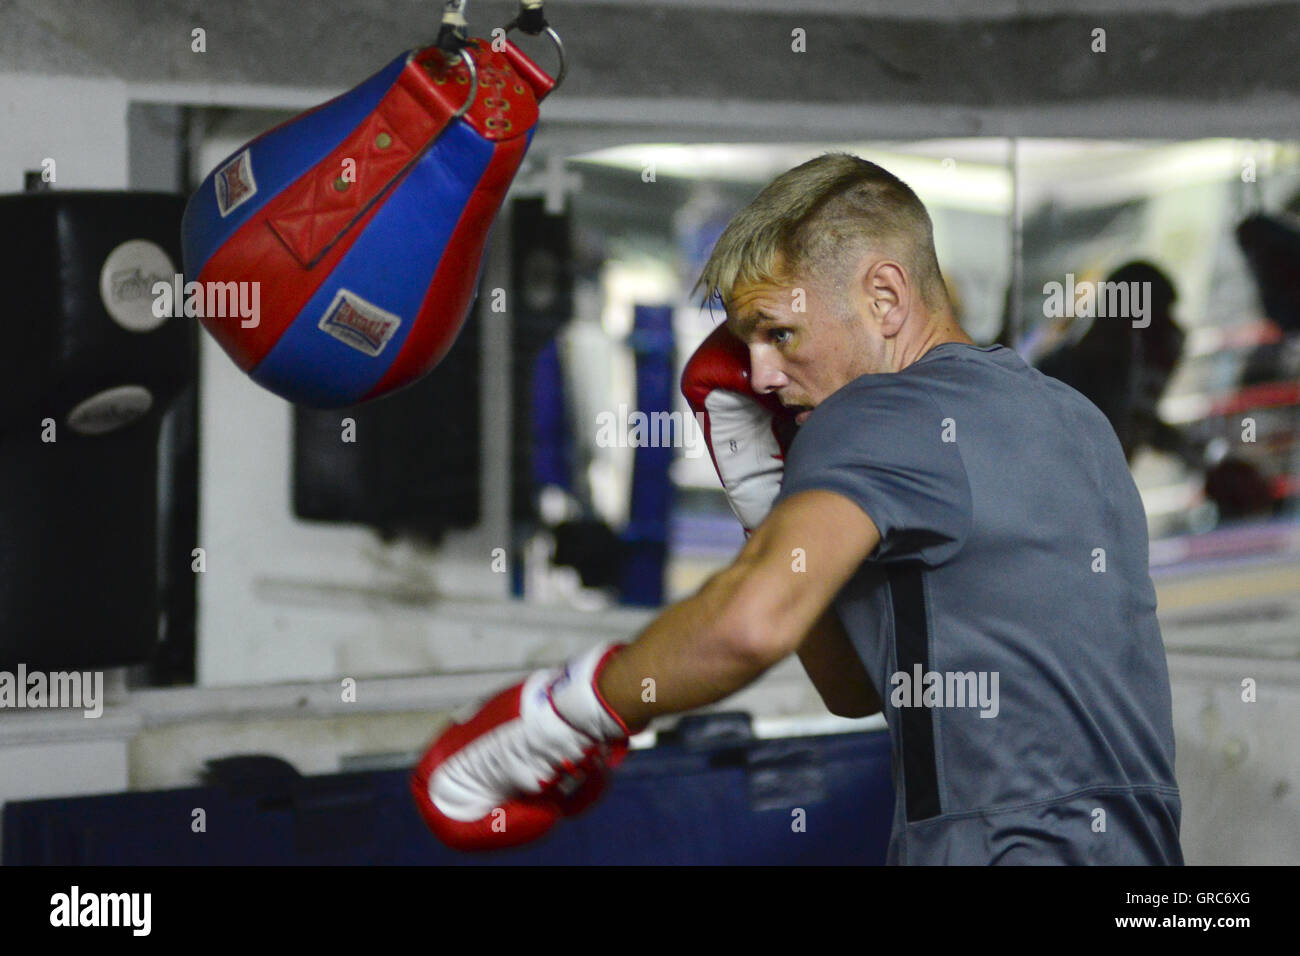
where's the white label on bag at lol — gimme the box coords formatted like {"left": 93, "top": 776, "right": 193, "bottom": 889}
{"left": 100, "top": 239, "right": 175, "bottom": 332}
{"left": 215, "top": 148, "right": 258, "bottom": 217}
{"left": 66, "top": 385, "right": 154, "bottom": 435}
{"left": 317, "top": 289, "right": 402, "bottom": 357}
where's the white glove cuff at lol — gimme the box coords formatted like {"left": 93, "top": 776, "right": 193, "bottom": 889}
{"left": 547, "top": 642, "right": 630, "bottom": 743}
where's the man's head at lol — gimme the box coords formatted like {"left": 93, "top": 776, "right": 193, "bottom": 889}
{"left": 696, "top": 153, "right": 967, "bottom": 420}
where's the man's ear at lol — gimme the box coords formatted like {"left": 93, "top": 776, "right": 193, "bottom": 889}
{"left": 866, "top": 260, "right": 910, "bottom": 338}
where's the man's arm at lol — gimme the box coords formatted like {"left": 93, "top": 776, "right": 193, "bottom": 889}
{"left": 798, "top": 608, "right": 882, "bottom": 718}
{"left": 597, "top": 489, "right": 881, "bottom": 733}
{"left": 411, "top": 489, "right": 880, "bottom": 851}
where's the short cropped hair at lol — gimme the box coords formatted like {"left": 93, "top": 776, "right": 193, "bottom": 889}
{"left": 696, "top": 153, "right": 948, "bottom": 312}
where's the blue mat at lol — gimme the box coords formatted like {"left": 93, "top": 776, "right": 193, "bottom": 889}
{"left": 2, "top": 728, "right": 893, "bottom": 865}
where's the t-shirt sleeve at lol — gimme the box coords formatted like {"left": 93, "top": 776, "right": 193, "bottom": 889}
{"left": 773, "top": 381, "right": 971, "bottom": 566}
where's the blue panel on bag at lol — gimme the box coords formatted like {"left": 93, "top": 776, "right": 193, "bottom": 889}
{"left": 248, "top": 122, "right": 495, "bottom": 407}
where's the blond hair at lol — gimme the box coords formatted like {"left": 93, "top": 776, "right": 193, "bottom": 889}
{"left": 696, "top": 153, "right": 948, "bottom": 312}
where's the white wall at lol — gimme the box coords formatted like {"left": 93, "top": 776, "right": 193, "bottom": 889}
{"left": 1168, "top": 654, "right": 1300, "bottom": 865}
{"left": 0, "top": 73, "right": 129, "bottom": 190}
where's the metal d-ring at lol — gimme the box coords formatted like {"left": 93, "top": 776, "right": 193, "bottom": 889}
{"left": 504, "top": 21, "right": 566, "bottom": 91}
{"left": 450, "top": 45, "right": 480, "bottom": 119}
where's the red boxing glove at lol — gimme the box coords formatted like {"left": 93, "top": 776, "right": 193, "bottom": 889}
{"left": 411, "top": 643, "right": 630, "bottom": 851}
{"left": 682, "top": 324, "right": 798, "bottom": 534}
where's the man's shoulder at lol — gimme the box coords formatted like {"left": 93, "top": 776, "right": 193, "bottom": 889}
{"left": 803, "top": 369, "right": 945, "bottom": 439}
{"left": 788, "top": 371, "right": 960, "bottom": 469}
{"left": 822, "top": 344, "right": 1013, "bottom": 401}
{"left": 820, "top": 366, "right": 939, "bottom": 411}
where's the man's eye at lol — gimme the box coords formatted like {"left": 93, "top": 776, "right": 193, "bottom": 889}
{"left": 770, "top": 328, "right": 793, "bottom": 345}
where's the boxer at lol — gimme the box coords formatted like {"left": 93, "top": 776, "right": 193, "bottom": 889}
{"left": 413, "top": 153, "right": 1183, "bottom": 865}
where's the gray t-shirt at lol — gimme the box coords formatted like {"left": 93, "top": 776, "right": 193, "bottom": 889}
{"left": 775, "top": 342, "right": 1183, "bottom": 865}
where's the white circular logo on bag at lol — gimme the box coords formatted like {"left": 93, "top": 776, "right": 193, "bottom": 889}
{"left": 66, "top": 385, "right": 154, "bottom": 435}
{"left": 100, "top": 239, "right": 175, "bottom": 332}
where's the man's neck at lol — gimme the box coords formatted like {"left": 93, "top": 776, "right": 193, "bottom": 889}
{"left": 895, "top": 313, "right": 973, "bottom": 371}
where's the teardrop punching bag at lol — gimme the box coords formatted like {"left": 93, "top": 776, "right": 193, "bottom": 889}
{"left": 182, "top": 13, "right": 560, "bottom": 407}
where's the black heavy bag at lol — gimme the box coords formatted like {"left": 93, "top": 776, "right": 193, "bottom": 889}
{"left": 0, "top": 191, "right": 194, "bottom": 670}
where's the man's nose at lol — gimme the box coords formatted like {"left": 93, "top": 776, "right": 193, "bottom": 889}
{"left": 748, "top": 347, "right": 788, "bottom": 394}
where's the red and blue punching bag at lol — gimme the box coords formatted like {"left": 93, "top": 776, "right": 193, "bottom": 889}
{"left": 182, "top": 33, "right": 554, "bottom": 407}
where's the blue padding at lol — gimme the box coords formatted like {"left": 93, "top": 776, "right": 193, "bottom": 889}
{"left": 530, "top": 339, "right": 572, "bottom": 492}
{"left": 249, "top": 121, "right": 495, "bottom": 407}
{"left": 1, "top": 729, "right": 893, "bottom": 865}
{"left": 621, "top": 304, "right": 676, "bottom": 605}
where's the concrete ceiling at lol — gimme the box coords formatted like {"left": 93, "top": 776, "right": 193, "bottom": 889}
{"left": 3, "top": 0, "right": 1298, "bottom": 141}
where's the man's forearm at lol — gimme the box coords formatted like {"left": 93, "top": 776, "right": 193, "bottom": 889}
{"left": 596, "top": 561, "right": 769, "bottom": 735}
